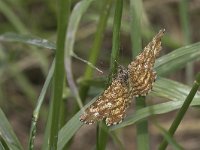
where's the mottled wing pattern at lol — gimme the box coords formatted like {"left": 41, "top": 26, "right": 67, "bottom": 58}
{"left": 128, "top": 29, "right": 165, "bottom": 97}
{"left": 80, "top": 67, "right": 130, "bottom": 126}
{"left": 80, "top": 29, "right": 165, "bottom": 126}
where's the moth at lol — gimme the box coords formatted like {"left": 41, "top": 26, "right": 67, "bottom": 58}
{"left": 80, "top": 29, "right": 165, "bottom": 126}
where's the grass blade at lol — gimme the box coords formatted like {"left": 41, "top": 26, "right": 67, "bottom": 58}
{"left": 155, "top": 124, "right": 184, "bottom": 150}
{"left": 0, "top": 33, "right": 56, "bottom": 50}
{"left": 57, "top": 95, "right": 99, "bottom": 150}
{"left": 0, "top": 0, "right": 28, "bottom": 33}
{"left": 28, "top": 60, "right": 55, "bottom": 150}
{"left": 179, "top": 0, "right": 192, "bottom": 84}
{"left": 0, "top": 141, "right": 6, "bottom": 150}
{"left": 130, "top": 0, "right": 142, "bottom": 57}
{"left": 159, "top": 73, "right": 200, "bottom": 149}
{"left": 155, "top": 42, "right": 200, "bottom": 75}
{"left": 64, "top": 0, "right": 95, "bottom": 109}
{"left": 96, "top": 0, "right": 123, "bottom": 149}
{"left": 130, "top": 0, "right": 149, "bottom": 148}
{"left": 49, "top": 0, "right": 70, "bottom": 149}
{"left": 109, "top": 0, "right": 123, "bottom": 78}
{"left": 0, "top": 109, "right": 23, "bottom": 150}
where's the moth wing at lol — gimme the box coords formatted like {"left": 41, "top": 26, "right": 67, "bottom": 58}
{"left": 105, "top": 93, "right": 129, "bottom": 126}
{"left": 128, "top": 29, "right": 165, "bottom": 96}
{"left": 80, "top": 69, "right": 130, "bottom": 125}
{"left": 79, "top": 94, "right": 109, "bottom": 125}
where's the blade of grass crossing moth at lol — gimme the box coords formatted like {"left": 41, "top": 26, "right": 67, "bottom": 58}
{"left": 159, "top": 73, "right": 200, "bottom": 149}
{"left": 130, "top": 0, "right": 142, "bottom": 57}
{"left": 109, "top": 0, "right": 123, "bottom": 79}
{"left": 130, "top": 0, "right": 149, "bottom": 149}
{"left": 96, "top": 0, "right": 123, "bottom": 150}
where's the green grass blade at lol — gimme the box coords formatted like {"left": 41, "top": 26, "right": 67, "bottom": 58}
{"left": 155, "top": 124, "right": 184, "bottom": 150}
{"left": 130, "top": 0, "right": 149, "bottom": 149}
{"left": 42, "top": 95, "right": 53, "bottom": 150}
{"left": 64, "top": 0, "right": 95, "bottom": 109}
{"left": 96, "top": 122, "right": 109, "bottom": 150}
{"left": 0, "top": 0, "right": 28, "bottom": 33}
{"left": 0, "top": 33, "right": 50, "bottom": 74}
{"left": 0, "top": 33, "right": 98, "bottom": 72}
{"left": 0, "top": 141, "right": 6, "bottom": 150}
{"left": 49, "top": 0, "right": 71, "bottom": 149}
{"left": 155, "top": 42, "right": 200, "bottom": 75}
{"left": 179, "top": 0, "right": 191, "bottom": 44}
{"left": 64, "top": 0, "right": 95, "bottom": 57}
{"left": 152, "top": 77, "right": 195, "bottom": 100}
{"left": 57, "top": 95, "right": 99, "bottom": 150}
{"left": 179, "top": 0, "right": 192, "bottom": 84}
{"left": 130, "top": 0, "right": 142, "bottom": 57}
{"left": 0, "top": 33, "right": 56, "bottom": 50}
{"left": 109, "top": 0, "right": 123, "bottom": 78}
{"left": 159, "top": 73, "right": 200, "bottom": 149}
{"left": 0, "top": 109, "right": 23, "bottom": 150}
{"left": 28, "top": 60, "right": 55, "bottom": 150}
{"left": 135, "top": 96, "right": 149, "bottom": 150}
{"left": 96, "top": 0, "right": 123, "bottom": 149}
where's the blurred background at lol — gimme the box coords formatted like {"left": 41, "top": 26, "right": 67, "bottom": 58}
{"left": 0, "top": 0, "right": 200, "bottom": 149}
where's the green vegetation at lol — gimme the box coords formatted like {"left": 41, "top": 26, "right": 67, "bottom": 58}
{"left": 0, "top": 0, "right": 200, "bottom": 150}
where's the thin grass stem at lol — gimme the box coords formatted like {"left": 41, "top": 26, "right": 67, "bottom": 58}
{"left": 28, "top": 60, "right": 55, "bottom": 150}
{"left": 49, "top": 0, "right": 71, "bottom": 149}
{"left": 159, "top": 73, "right": 200, "bottom": 149}
{"left": 130, "top": 0, "right": 149, "bottom": 149}
{"left": 97, "top": 1, "right": 123, "bottom": 150}
{"left": 179, "top": 0, "right": 193, "bottom": 84}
